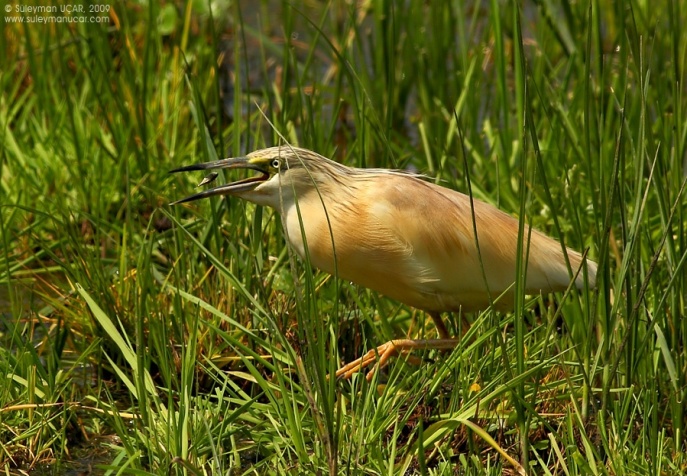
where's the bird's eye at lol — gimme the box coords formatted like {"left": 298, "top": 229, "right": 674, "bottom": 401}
{"left": 271, "top": 159, "right": 280, "bottom": 169}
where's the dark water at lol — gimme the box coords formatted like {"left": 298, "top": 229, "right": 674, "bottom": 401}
{"left": 0, "top": 281, "right": 45, "bottom": 322}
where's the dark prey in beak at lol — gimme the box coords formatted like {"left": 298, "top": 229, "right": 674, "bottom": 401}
{"left": 197, "top": 172, "right": 218, "bottom": 187}
{"left": 169, "top": 156, "right": 269, "bottom": 205}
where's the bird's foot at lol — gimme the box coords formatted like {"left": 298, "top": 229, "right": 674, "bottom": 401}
{"left": 335, "top": 338, "right": 459, "bottom": 382}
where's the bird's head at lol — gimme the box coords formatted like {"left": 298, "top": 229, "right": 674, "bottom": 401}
{"left": 170, "top": 146, "right": 339, "bottom": 209}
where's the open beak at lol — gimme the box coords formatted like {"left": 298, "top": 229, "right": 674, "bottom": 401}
{"left": 169, "top": 157, "right": 270, "bottom": 205}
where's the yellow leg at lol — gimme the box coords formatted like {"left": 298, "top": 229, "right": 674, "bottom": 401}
{"left": 335, "top": 338, "right": 460, "bottom": 381}
{"left": 335, "top": 312, "right": 471, "bottom": 381}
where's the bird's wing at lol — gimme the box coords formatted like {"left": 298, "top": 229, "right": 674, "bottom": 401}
{"left": 366, "top": 175, "right": 591, "bottom": 311}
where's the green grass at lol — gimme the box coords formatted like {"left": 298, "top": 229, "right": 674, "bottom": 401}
{"left": 1, "top": 0, "right": 686, "bottom": 474}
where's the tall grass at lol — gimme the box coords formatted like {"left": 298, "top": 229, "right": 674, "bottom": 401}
{"left": 1, "top": 0, "right": 685, "bottom": 474}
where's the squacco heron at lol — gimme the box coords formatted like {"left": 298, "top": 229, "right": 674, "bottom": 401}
{"left": 171, "top": 146, "right": 597, "bottom": 380}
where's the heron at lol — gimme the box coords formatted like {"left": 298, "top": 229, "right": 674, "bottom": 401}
{"left": 171, "top": 146, "right": 597, "bottom": 380}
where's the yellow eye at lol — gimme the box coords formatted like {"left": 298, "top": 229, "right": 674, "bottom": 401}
{"left": 271, "top": 159, "right": 280, "bottom": 169}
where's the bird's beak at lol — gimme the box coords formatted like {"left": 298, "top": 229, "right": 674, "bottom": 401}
{"left": 169, "top": 157, "right": 270, "bottom": 205}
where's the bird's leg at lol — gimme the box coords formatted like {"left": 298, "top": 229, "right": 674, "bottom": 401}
{"left": 430, "top": 311, "right": 472, "bottom": 339}
{"left": 336, "top": 312, "right": 465, "bottom": 381}
{"left": 430, "top": 312, "right": 451, "bottom": 339}
{"left": 335, "top": 338, "right": 460, "bottom": 381}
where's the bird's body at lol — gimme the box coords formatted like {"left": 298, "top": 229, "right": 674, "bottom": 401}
{"left": 278, "top": 169, "right": 591, "bottom": 313}
{"left": 171, "top": 146, "right": 597, "bottom": 379}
